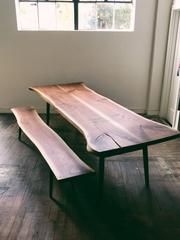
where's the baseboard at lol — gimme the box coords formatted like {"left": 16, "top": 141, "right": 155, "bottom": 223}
{"left": 146, "top": 110, "right": 159, "bottom": 115}
{"left": 131, "top": 109, "right": 146, "bottom": 114}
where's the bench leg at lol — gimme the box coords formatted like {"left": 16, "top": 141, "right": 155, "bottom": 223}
{"left": 46, "top": 103, "right": 50, "bottom": 126}
{"left": 143, "top": 145, "right": 149, "bottom": 188}
{"left": 98, "top": 157, "right": 105, "bottom": 202}
{"left": 49, "top": 170, "right": 64, "bottom": 207}
{"left": 18, "top": 127, "right": 22, "bottom": 141}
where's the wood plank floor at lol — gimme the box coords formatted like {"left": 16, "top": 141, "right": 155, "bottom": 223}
{"left": 0, "top": 113, "right": 180, "bottom": 240}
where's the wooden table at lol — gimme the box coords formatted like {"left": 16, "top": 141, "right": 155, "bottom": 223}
{"left": 29, "top": 82, "right": 180, "bottom": 199}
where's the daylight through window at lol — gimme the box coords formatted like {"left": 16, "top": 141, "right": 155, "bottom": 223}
{"left": 15, "top": 0, "right": 135, "bottom": 31}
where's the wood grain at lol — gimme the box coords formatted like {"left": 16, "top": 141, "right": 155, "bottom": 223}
{"left": 11, "top": 107, "right": 94, "bottom": 181}
{"left": 29, "top": 82, "right": 180, "bottom": 154}
{"left": 0, "top": 114, "right": 180, "bottom": 240}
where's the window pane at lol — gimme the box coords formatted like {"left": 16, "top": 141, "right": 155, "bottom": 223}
{"left": 16, "top": 0, "right": 134, "bottom": 31}
{"left": 80, "top": 0, "right": 103, "bottom": 2}
{"left": 97, "top": 3, "right": 113, "bottom": 30}
{"left": 19, "top": 2, "right": 38, "bottom": 30}
{"left": 56, "top": 3, "right": 74, "bottom": 30}
{"left": 108, "top": 0, "right": 132, "bottom": 2}
{"left": 114, "top": 3, "right": 132, "bottom": 29}
{"left": 79, "top": 3, "right": 96, "bottom": 30}
{"left": 38, "top": 2, "right": 56, "bottom": 30}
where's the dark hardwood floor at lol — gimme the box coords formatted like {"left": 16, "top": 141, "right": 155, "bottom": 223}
{"left": 0, "top": 113, "right": 180, "bottom": 240}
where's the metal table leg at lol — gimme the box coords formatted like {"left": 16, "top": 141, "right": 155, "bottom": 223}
{"left": 49, "top": 170, "right": 54, "bottom": 199}
{"left": 46, "top": 103, "right": 50, "bottom": 125}
{"left": 143, "top": 145, "right": 149, "bottom": 187}
{"left": 98, "top": 156, "right": 105, "bottom": 201}
{"left": 18, "top": 127, "right": 22, "bottom": 141}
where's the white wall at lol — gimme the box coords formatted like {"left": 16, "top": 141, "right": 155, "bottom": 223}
{"left": 147, "top": 0, "right": 173, "bottom": 115}
{"left": 0, "top": 0, "right": 172, "bottom": 113}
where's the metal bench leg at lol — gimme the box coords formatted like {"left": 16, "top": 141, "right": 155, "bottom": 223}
{"left": 143, "top": 145, "right": 149, "bottom": 188}
{"left": 49, "top": 170, "right": 64, "bottom": 207}
{"left": 46, "top": 103, "right": 50, "bottom": 126}
{"left": 98, "top": 156, "right": 105, "bottom": 202}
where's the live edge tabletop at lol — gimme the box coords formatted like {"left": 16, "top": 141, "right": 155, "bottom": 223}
{"left": 29, "top": 82, "right": 180, "bottom": 156}
{"left": 29, "top": 82, "right": 180, "bottom": 196}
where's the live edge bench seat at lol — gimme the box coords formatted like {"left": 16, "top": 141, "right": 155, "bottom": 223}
{"left": 11, "top": 107, "right": 95, "bottom": 205}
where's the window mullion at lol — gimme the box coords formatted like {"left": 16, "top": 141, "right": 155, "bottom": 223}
{"left": 37, "top": 1, "right": 40, "bottom": 30}
{"left": 17, "top": 0, "right": 135, "bottom": 31}
{"left": 74, "top": 0, "right": 78, "bottom": 30}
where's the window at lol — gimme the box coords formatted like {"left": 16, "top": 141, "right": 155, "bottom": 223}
{"left": 15, "top": 0, "right": 135, "bottom": 31}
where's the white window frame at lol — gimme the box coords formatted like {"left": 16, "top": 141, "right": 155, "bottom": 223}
{"left": 15, "top": 0, "right": 136, "bottom": 31}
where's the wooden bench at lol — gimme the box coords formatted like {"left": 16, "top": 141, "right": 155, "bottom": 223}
{"left": 11, "top": 106, "right": 95, "bottom": 206}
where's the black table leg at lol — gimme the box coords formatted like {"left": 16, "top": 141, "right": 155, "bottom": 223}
{"left": 143, "top": 145, "right": 149, "bottom": 187}
{"left": 46, "top": 103, "right": 50, "bottom": 125}
{"left": 49, "top": 170, "right": 54, "bottom": 199}
{"left": 18, "top": 127, "right": 22, "bottom": 141}
{"left": 98, "top": 156, "right": 105, "bottom": 201}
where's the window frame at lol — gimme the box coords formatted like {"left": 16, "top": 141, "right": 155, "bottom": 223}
{"left": 17, "top": 0, "right": 135, "bottom": 31}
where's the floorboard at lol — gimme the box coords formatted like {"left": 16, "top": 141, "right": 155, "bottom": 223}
{"left": 0, "top": 113, "right": 180, "bottom": 240}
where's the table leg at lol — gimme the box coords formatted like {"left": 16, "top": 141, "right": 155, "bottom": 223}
{"left": 49, "top": 170, "right": 54, "bottom": 199}
{"left": 143, "top": 145, "right": 149, "bottom": 187}
{"left": 46, "top": 103, "right": 50, "bottom": 125}
{"left": 18, "top": 127, "right": 22, "bottom": 141}
{"left": 98, "top": 157, "right": 105, "bottom": 201}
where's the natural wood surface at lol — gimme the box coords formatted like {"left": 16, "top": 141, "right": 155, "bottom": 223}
{"left": 1, "top": 113, "right": 180, "bottom": 240}
{"left": 29, "top": 82, "right": 180, "bottom": 154}
{"left": 11, "top": 107, "right": 94, "bottom": 181}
